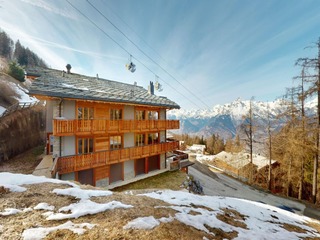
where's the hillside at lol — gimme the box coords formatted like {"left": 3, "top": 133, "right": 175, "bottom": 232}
{"left": 1, "top": 172, "right": 320, "bottom": 240}
{"left": 168, "top": 98, "right": 316, "bottom": 139}
{"left": 0, "top": 65, "right": 44, "bottom": 161}
{"left": 0, "top": 71, "right": 38, "bottom": 114}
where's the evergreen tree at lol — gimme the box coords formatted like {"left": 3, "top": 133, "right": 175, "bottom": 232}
{"left": 14, "top": 40, "right": 27, "bottom": 66}
{"left": 7, "top": 61, "right": 25, "bottom": 82}
{"left": 0, "top": 30, "right": 13, "bottom": 59}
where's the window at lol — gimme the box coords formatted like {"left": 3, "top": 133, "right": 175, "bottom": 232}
{"left": 136, "top": 134, "right": 145, "bottom": 146}
{"left": 78, "top": 138, "right": 94, "bottom": 154}
{"left": 78, "top": 107, "right": 93, "bottom": 120}
{"left": 110, "top": 109, "right": 122, "bottom": 120}
{"left": 148, "top": 111, "right": 158, "bottom": 120}
{"left": 148, "top": 133, "right": 159, "bottom": 145}
{"left": 110, "top": 135, "right": 122, "bottom": 150}
{"left": 135, "top": 110, "right": 145, "bottom": 120}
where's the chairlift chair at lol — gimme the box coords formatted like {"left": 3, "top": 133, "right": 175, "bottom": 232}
{"left": 126, "top": 55, "right": 136, "bottom": 73}
{"left": 155, "top": 76, "right": 163, "bottom": 92}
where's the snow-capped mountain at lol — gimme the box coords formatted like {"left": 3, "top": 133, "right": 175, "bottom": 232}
{"left": 168, "top": 97, "right": 316, "bottom": 139}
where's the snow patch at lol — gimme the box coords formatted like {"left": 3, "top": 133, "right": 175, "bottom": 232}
{"left": 22, "top": 221, "right": 95, "bottom": 240}
{"left": 0, "top": 106, "right": 6, "bottom": 115}
{"left": 34, "top": 203, "right": 55, "bottom": 211}
{"left": 47, "top": 200, "right": 133, "bottom": 220}
{"left": 8, "top": 81, "right": 38, "bottom": 103}
{"left": 123, "top": 216, "right": 160, "bottom": 230}
{"left": 141, "top": 190, "right": 320, "bottom": 239}
{"left": 0, "top": 208, "right": 22, "bottom": 216}
{"left": 0, "top": 172, "right": 79, "bottom": 192}
{"left": 52, "top": 187, "right": 112, "bottom": 200}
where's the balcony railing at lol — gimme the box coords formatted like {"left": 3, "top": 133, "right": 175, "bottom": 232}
{"left": 56, "top": 141, "right": 179, "bottom": 174}
{"left": 53, "top": 119, "right": 179, "bottom": 136}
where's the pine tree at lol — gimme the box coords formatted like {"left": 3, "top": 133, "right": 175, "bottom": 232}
{"left": 0, "top": 30, "right": 13, "bottom": 59}
{"left": 7, "top": 61, "right": 25, "bottom": 82}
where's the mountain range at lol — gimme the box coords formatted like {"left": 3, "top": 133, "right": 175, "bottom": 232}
{"left": 168, "top": 97, "right": 317, "bottom": 139}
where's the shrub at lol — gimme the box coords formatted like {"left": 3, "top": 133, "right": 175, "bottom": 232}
{"left": 7, "top": 61, "right": 25, "bottom": 82}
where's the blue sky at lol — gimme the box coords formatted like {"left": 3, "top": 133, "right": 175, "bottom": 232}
{"left": 1, "top": 0, "right": 320, "bottom": 110}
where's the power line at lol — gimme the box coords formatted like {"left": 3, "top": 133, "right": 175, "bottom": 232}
{"left": 99, "top": 0, "right": 168, "bottom": 64}
{"left": 65, "top": 0, "right": 202, "bottom": 109}
{"left": 86, "top": 0, "right": 211, "bottom": 109}
{"left": 98, "top": 0, "right": 213, "bottom": 107}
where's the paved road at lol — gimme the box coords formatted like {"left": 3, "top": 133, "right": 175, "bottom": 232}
{"left": 189, "top": 161, "right": 320, "bottom": 219}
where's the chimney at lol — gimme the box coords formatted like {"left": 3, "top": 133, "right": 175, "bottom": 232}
{"left": 66, "top": 64, "right": 72, "bottom": 74}
{"left": 148, "top": 81, "right": 154, "bottom": 95}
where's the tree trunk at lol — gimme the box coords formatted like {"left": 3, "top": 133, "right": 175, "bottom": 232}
{"left": 313, "top": 41, "right": 320, "bottom": 204}
{"left": 287, "top": 156, "right": 292, "bottom": 197}
{"left": 268, "top": 137, "right": 272, "bottom": 191}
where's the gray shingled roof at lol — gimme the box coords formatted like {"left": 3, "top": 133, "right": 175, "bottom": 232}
{"left": 27, "top": 67, "right": 180, "bottom": 109}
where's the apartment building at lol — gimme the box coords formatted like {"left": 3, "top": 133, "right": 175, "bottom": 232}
{"left": 28, "top": 67, "right": 180, "bottom": 188}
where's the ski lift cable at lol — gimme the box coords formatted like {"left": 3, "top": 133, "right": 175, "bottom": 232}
{"left": 66, "top": 0, "right": 203, "bottom": 109}
{"left": 66, "top": 0, "right": 130, "bottom": 55}
{"left": 98, "top": 0, "right": 211, "bottom": 104}
{"left": 132, "top": 56, "right": 202, "bottom": 108}
{"left": 86, "top": 0, "right": 211, "bottom": 109}
{"left": 99, "top": 0, "right": 168, "bottom": 65}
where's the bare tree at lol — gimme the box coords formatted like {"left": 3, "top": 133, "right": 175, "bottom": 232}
{"left": 296, "top": 38, "right": 320, "bottom": 203}
{"left": 240, "top": 97, "right": 255, "bottom": 183}
{"left": 266, "top": 103, "right": 273, "bottom": 191}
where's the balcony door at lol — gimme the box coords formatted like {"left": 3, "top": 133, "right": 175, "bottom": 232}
{"left": 110, "top": 108, "right": 122, "bottom": 131}
{"left": 77, "top": 106, "right": 93, "bottom": 132}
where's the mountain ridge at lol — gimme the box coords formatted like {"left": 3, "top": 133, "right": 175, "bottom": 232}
{"left": 168, "top": 97, "right": 317, "bottom": 139}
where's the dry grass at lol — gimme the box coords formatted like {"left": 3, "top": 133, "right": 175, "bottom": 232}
{"left": 1, "top": 176, "right": 320, "bottom": 239}
{"left": 0, "top": 182, "right": 213, "bottom": 240}
{"left": 217, "top": 208, "right": 248, "bottom": 230}
{"left": 0, "top": 81, "right": 19, "bottom": 107}
{"left": 113, "top": 170, "right": 187, "bottom": 192}
{"left": 0, "top": 145, "right": 44, "bottom": 174}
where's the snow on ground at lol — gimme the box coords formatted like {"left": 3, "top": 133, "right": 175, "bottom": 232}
{"left": 200, "top": 151, "right": 276, "bottom": 170}
{"left": 141, "top": 190, "right": 320, "bottom": 240}
{"left": 123, "top": 215, "right": 175, "bottom": 230}
{"left": 52, "top": 187, "right": 112, "bottom": 200}
{"left": 123, "top": 216, "right": 160, "bottom": 230}
{"left": 1, "top": 172, "right": 319, "bottom": 239}
{"left": 0, "top": 172, "right": 79, "bottom": 192}
{"left": 22, "top": 221, "right": 95, "bottom": 240}
{"left": 10, "top": 81, "right": 38, "bottom": 103}
{"left": 0, "top": 106, "right": 6, "bottom": 115}
{"left": 46, "top": 199, "right": 133, "bottom": 220}
{"left": 195, "top": 154, "right": 215, "bottom": 162}
{"left": 0, "top": 208, "right": 22, "bottom": 216}
{"left": 34, "top": 203, "right": 55, "bottom": 211}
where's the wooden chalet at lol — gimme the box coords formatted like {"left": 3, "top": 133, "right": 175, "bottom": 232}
{"left": 28, "top": 67, "right": 180, "bottom": 188}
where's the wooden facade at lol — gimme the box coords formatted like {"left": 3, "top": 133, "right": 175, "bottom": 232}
{"left": 56, "top": 141, "right": 179, "bottom": 174}
{"left": 53, "top": 119, "right": 179, "bottom": 136}
{"left": 48, "top": 100, "right": 180, "bottom": 187}
{"left": 29, "top": 67, "right": 181, "bottom": 187}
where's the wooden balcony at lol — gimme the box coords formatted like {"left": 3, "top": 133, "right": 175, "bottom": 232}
{"left": 53, "top": 119, "right": 180, "bottom": 136}
{"left": 56, "top": 141, "right": 179, "bottom": 174}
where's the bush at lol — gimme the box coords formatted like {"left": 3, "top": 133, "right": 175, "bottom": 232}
{"left": 7, "top": 61, "right": 25, "bottom": 82}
